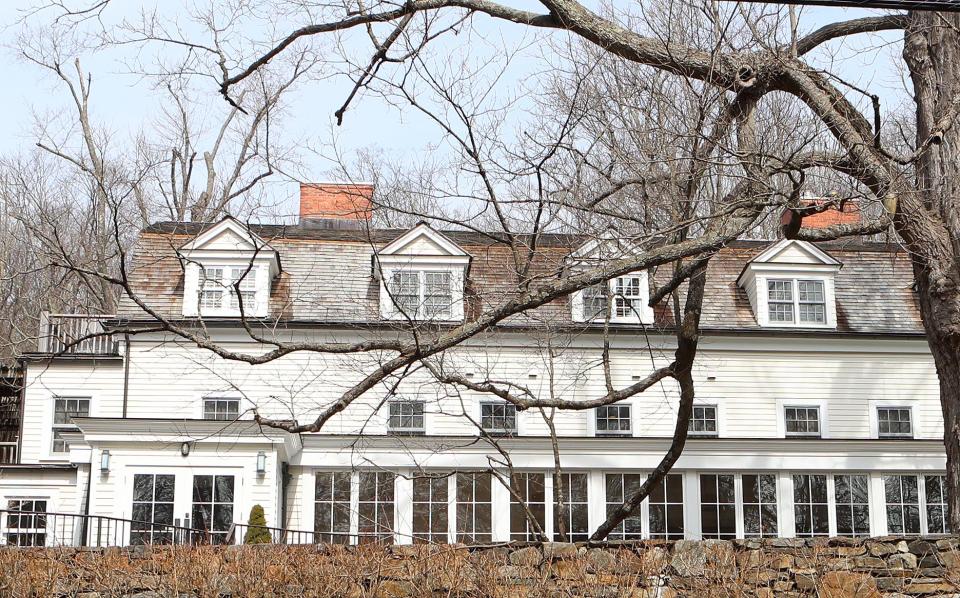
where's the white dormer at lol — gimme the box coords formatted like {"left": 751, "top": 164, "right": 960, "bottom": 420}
{"left": 736, "top": 240, "right": 841, "bottom": 329}
{"left": 567, "top": 237, "right": 654, "bottom": 325}
{"left": 179, "top": 217, "right": 281, "bottom": 318}
{"left": 375, "top": 223, "right": 471, "bottom": 322}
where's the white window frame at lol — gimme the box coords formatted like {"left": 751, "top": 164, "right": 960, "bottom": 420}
{"left": 380, "top": 266, "right": 464, "bottom": 322}
{"left": 766, "top": 278, "right": 828, "bottom": 325}
{"left": 197, "top": 265, "right": 259, "bottom": 316}
{"left": 688, "top": 404, "right": 719, "bottom": 437}
{"left": 873, "top": 404, "right": 915, "bottom": 439}
{"left": 594, "top": 404, "right": 633, "bottom": 437}
{"left": 50, "top": 396, "right": 91, "bottom": 455}
{"left": 571, "top": 271, "right": 654, "bottom": 324}
{"left": 387, "top": 399, "right": 426, "bottom": 435}
{"left": 479, "top": 401, "right": 518, "bottom": 436}
{"left": 3, "top": 498, "right": 50, "bottom": 546}
{"left": 756, "top": 274, "right": 835, "bottom": 329}
{"left": 777, "top": 399, "right": 829, "bottom": 439}
{"left": 202, "top": 397, "right": 242, "bottom": 421}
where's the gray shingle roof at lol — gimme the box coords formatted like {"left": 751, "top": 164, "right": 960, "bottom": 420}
{"left": 119, "top": 222, "right": 922, "bottom": 336}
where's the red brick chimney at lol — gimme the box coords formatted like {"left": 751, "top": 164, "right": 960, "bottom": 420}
{"left": 299, "top": 183, "right": 374, "bottom": 228}
{"left": 780, "top": 196, "right": 860, "bottom": 235}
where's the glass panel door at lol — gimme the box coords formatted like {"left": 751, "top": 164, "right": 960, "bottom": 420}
{"left": 192, "top": 475, "right": 235, "bottom": 544}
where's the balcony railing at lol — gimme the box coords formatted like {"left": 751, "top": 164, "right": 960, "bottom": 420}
{"left": 0, "top": 510, "right": 223, "bottom": 548}
{"left": 38, "top": 313, "right": 118, "bottom": 356}
{"left": 0, "top": 442, "right": 16, "bottom": 464}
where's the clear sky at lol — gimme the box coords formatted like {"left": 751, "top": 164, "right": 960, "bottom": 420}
{"left": 0, "top": 0, "right": 908, "bottom": 208}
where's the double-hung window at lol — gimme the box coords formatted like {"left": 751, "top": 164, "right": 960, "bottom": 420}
{"left": 767, "top": 279, "right": 826, "bottom": 325}
{"left": 578, "top": 274, "right": 648, "bottom": 323}
{"left": 388, "top": 400, "right": 425, "bottom": 435}
{"left": 613, "top": 276, "right": 644, "bottom": 319}
{"left": 878, "top": 407, "right": 913, "bottom": 439}
{"left": 884, "top": 475, "right": 921, "bottom": 535}
{"left": 835, "top": 474, "right": 871, "bottom": 537}
{"left": 480, "top": 402, "right": 516, "bottom": 435}
{"left": 52, "top": 397, "right": 90, "bottom": 453}
{"left": 388, "top": 270, "right": 453, "bottom": 320}
{"left": 200, "top": 266, "right": 258, "bottom": 315}
{"left": 456, "top": 472, "right": 492, "bottom": 544}
{"left": 582, "top": 283, "right": 609, "bottom": 321}
{"left": 785, "top": 406, "right": 821, "bottom": 438}
{"left": 553, "top": 473, "right": 589, "bottom": 542}
{"left": 203, "top": 398, "right": 240, "bottom": 421}
{"left": 700, "top": 474, "right": 736, "bottom": 539}
{"left": 743, "top": 474, "right": 779, "bottom": 537}
{"left": 595, "top": 404, "right": 631, "bottom": 436}
{"left": 689, "top": 405, "right": 718, "bottom": 436}
{"left": 649, "top": 474, "right": 684, "bottom": 539}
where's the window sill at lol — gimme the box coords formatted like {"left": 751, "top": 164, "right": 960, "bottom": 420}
{"left": 387, "top": 430, "right": 426, "bottom": 437}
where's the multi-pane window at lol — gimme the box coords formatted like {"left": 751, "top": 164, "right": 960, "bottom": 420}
{"left": 388, "top": 400, "right": 425, "bottom": 435}
{"left": 480, "top": 402, "right": 516, "bottom": 435}
{"left": 203, "top": 398, "right": 240, "bottom": 421}
{"left": 742, "top": 474, "right": 778, "bottom": 537}
{"left": 878, "top": 407, "right": 913, "bottom": 439}
{"left": 797, "top": 281, "right": 826, "bottom": 323}
{"left": 767, "top": 280, "right": 794, "bottom": 323}
{"left": 412, "top": 474, "right": 448, "bottom": 544}
{"left": 5, "top": 500, "right": 47, "bottom": 546}
{"left": 925, "top": 475, "right": 949, "bottom": 535}
{"left": 509, "top": 473, "right": 546, "bottom": 541}
{"left": 456, "top": 472, "right": 492, "bottom": 544}
{"left": 595, "top": 404, "right": 632, "bottom": 436}
{"left": 131, "top": 474, "right": 175, "bottom": 545}
{"left": 648, "top": 474, "right": 684, "bottom": 539}
{"left": 553, "top": 473, "right": 589, "bottom": 542}
{"left": 200, "top": 266, "right": 257, "bottom": 314}
{"left": 767, "top": 279, "right": 827, "bottom": 325}
{"left": 785, "top": 406, "right": 821, "bottom": 437}
{"left": 605, "top": 473, "right": 645, "bottom": 540}
{"left": 582, "top": 283, "right": 609, "bottom": 320}
{"left": 835, "top": 474, "right": 870, "bottom": 537}
{"left": 388, "top": 271, "right": 420, "bottom": 315}
{"left": 52, "top": 397, "right": 90, "bottom": 453}
{"left": 884, "top": 475, "right": 921, "bottom": 535}
{"left": 613, "top": 276, "right": 644, "bottom": 319}
{"left": 314, "top": 472, "right": 351, "bottom": 544}
{"left": 700, "top": 474, "right": 736, "bottom": 539}
{"left": 192, "top": 475, "right": 235, "bottom": 545}
{"left": 358, "top": 471, "right": 395, "bottom": 544}
{"left": 793, "top": 474, "right": 829, "bottom": 537}
{"left": 388, "top": 270, "right": 453, "bottom": 319}
{"left": 689, "top": 405, "right": 718, "bottom": 436}
{"left": 423, "top": 272, "right": 452, "bottom": 318}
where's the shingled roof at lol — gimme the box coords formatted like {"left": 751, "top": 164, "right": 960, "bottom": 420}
{"left": 118, "top": 221, "right": 922, "bottom": 336}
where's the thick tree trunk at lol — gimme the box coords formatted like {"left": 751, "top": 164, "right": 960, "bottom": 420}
{"left": 903, "top": 11, "right": 960, "bottom": 532}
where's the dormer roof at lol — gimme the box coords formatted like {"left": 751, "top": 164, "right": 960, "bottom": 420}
{"left": 736, "top": 239, "right": 840, "bottom": 286}
{"left": 179, "top": 216, "right": 281, "bottom": 276}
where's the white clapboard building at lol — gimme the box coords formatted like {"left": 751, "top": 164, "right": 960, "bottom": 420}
{"left": 0, "top": 183, "right": 947, "bottom": 546}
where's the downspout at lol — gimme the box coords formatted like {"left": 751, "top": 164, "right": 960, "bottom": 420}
{"left": 121, "top": 333, "right": 131, "bottom": 418}
{"left": 80, "top": 460, "right": 93, "bottom": 545}
{"left": 280, "top": 461, "right": 291, "bottom": 529}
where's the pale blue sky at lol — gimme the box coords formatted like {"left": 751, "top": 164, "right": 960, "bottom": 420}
{"left": 0, "top": 1, "right": 908, "bottom": 207}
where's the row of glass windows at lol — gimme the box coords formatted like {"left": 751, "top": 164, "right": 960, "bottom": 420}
{"left": 48, "top": 397, "right": 920, "bottom": 454}
{"left": 310, "top": 471, "right": 951, "bottom": 544}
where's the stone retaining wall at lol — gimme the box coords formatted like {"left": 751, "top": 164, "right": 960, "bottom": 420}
{"left": 2, "top": 537, "right": 960, "bottom": 597}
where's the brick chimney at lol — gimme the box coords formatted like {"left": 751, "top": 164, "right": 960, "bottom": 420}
{"left": 299, "top": 183, "right": 374, "bottom": 229}
{"left": 780, "top": 196, "right": 860, "bottom": 235}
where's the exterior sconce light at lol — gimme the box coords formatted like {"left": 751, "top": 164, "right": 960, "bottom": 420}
{"left": 256, "top": 451, "right": 267, "bottom": 474}
{"left": 100, "top": 450, "right": 111, "bottom": 473}
{"left": 180, "top": 442, "right": 191, "bottom": 457}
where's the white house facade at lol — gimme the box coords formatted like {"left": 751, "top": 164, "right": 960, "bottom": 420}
{"left": 0, "top": 183, "right": 948, "bottom": 546}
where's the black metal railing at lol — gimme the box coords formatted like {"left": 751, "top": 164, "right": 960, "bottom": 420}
{"left": 225, "top": 522, "right": 392, "bottom": 545}
{"left": 0, "top": 510, "right": 222, "bottom": 548}
{"left": 0, "top": 443, "right": 16, "bottom": 464}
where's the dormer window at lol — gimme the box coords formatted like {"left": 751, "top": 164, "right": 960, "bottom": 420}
{"left": 767, "top": 279, "right": 826, "bottom": 325}
{"left": 573, "top": 274, "right": 651, "bottom": 324}
{"left": 376, "top": 223, "right": 470, "bottom": 322}
{"left": 200, "top": 266, "right": 258, "bottom": 314}
{"left": 736, "top": 240, "right": 840, "bottom": 329}
{"left": 179, "top": 218, "right": 280, "bottom": 319}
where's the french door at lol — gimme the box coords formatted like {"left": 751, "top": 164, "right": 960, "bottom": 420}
{"left": 128, "top": 470, "right": 239, "bottom": 545}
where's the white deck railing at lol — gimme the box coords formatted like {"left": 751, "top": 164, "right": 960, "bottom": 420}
{"left": 38, "top": 313, "right": 118, "bottom": 355}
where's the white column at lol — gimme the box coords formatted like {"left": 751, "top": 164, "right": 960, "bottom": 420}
{"left": 684, "top": 470, "right": 702, "bottom": 540}
{"left": 395, "top": 471, "right": 413, "bottom": 545}
{"left": 544, "top": 472, "right": 554, "bottom": 540}
{"left": 588, "top": 470, "right": 606, "bottom": 538}
{"left": 870, "top": 473, "right": 887, "bottom": 536}
{"left": 491, "top": 470, "right": 511, "bottom": 541}
{"left": 779, "top": 472, "right": 795, "bottom": 537}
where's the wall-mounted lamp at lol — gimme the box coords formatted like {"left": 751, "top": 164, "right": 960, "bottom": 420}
{"left": 180, "top": 442, "right": 191, "bottom": 457}
{"left": 256, "top": 451, "right": 267, "bottom": 474}
{"left": 100, "top": 449, "right": 111, "bottom": 473}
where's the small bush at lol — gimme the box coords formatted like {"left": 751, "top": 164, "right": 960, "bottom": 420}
{"left": 244, "top": 504, "right": 272, "bottom": 544}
